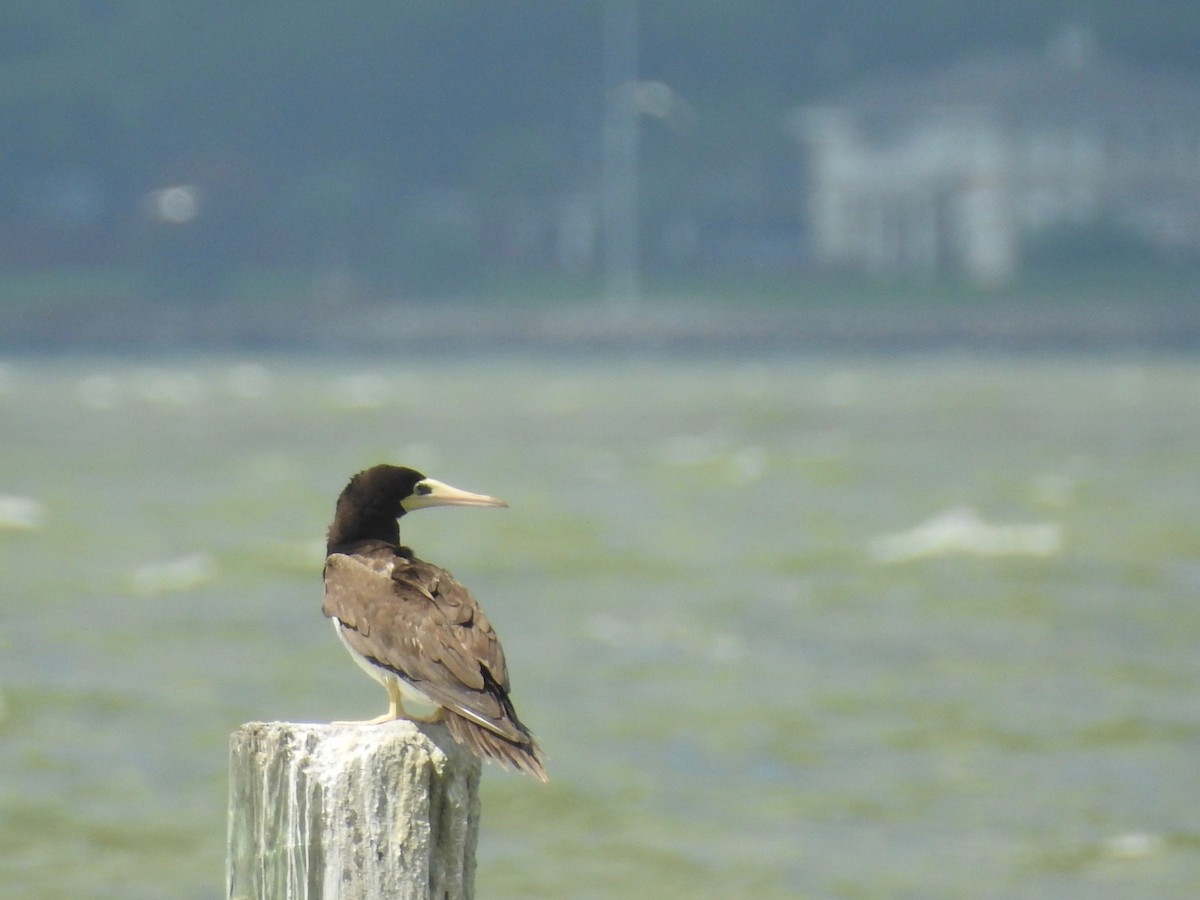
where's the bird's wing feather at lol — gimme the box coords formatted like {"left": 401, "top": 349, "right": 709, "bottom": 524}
{"left": 323, "top": 551, "right": 526, "bottom": 743}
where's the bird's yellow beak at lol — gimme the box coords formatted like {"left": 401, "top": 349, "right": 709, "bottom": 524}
{"left": 401, "top": 478, "right": 508, "bottom": 512}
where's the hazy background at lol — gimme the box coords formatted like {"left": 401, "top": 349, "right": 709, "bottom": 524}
{"left": 1, "top": 1, "right": 1198, "bottom": 348}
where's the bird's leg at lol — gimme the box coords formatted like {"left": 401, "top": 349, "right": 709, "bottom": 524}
{"left": 333, "top": 678, "right": 444, "bottom": 725}
{"left": 333, "top": 682, "right": 404, "bottom": 726}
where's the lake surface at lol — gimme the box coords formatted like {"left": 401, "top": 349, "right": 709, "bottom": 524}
{"left": 1, "top": 353, "right": 1198, "bottom": 898}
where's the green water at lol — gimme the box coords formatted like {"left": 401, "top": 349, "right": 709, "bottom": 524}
{"left": 1, "top": 355, "right": 1198, "bottom": 899}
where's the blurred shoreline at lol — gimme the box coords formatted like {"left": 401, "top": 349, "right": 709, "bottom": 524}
{"left": 3, "top": 294, "right": 1199, "bottom": 355}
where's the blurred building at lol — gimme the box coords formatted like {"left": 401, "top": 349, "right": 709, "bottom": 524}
{"left": 789, "top": 27, "right": 1200, "bottom": 284}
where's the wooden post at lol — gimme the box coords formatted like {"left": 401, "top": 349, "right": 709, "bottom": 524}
{"left": 227, "top": 721, "right": 481, "bottom": 900}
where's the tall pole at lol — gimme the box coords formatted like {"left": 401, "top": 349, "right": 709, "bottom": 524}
{"left": 602, "top": 0, "right": 639, "bottom": 311}
{"left": 228, "top": 721, "right": 480, "bottom": 900}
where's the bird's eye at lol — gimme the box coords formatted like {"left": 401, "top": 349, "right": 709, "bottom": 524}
{"left": 415, "top": 482, "right": 432, "bottom": 496}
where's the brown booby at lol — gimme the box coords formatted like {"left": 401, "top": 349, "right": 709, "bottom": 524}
{"left": 322, "top": 464, "right": 546, "bottom": 781}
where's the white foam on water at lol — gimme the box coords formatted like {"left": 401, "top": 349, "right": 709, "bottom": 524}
{"left": 0, "top": 495, "right": 45, "bottom": 530}
{"left": 130, "top": 552, "right": 217, "bottom": 595}
{"left": 870, "top": 506, "right": 1063, "bottom": 563}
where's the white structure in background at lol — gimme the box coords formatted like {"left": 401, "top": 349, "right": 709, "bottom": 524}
{"left": 789, "top": 27, "right": 1200, "bottom": 284}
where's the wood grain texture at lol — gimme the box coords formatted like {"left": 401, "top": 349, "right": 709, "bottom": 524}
{"left": 227, "top": 721, "right": 480, "bottom": 900}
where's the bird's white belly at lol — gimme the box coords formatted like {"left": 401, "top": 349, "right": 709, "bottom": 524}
{"left": 332, "top": 617, "right": 442, "bottom": 720}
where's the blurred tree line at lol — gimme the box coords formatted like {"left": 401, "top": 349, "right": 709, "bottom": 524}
{"left": 2, "top": 1, "right": 1198, "bottom": 300}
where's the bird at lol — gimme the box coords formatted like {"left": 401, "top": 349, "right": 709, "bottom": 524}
{"left": 322, "top": 464, "right": 547, "bottom": 781}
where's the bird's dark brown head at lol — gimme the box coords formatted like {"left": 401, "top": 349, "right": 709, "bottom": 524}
{"left": 326, "top": 465, "right": 423, "bottom": 551}
{"left": 326, "top": 464, "right": 506, "bottom": 553}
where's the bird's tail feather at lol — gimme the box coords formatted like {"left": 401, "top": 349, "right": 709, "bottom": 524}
{"left": 444, "top": 713, "right": 548, "bottom": 782}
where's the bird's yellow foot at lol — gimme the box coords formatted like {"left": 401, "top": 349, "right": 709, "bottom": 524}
{"left": 333, "top": 711, "right": 401, "bottom": 726}
{"left": 334, "top": 690, "right": 404, "bottom": 725}
{"left": 332, "top": 681, "right": 445, "bottom": 725}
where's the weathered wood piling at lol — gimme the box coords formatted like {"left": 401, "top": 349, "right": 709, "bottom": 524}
{"left": 227, "top": 721, "right": 481, "bottom": 900}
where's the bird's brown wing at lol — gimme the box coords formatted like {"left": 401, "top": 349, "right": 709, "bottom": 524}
{"left": 322, "top": 549, "right": 528, "bottom": 744}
